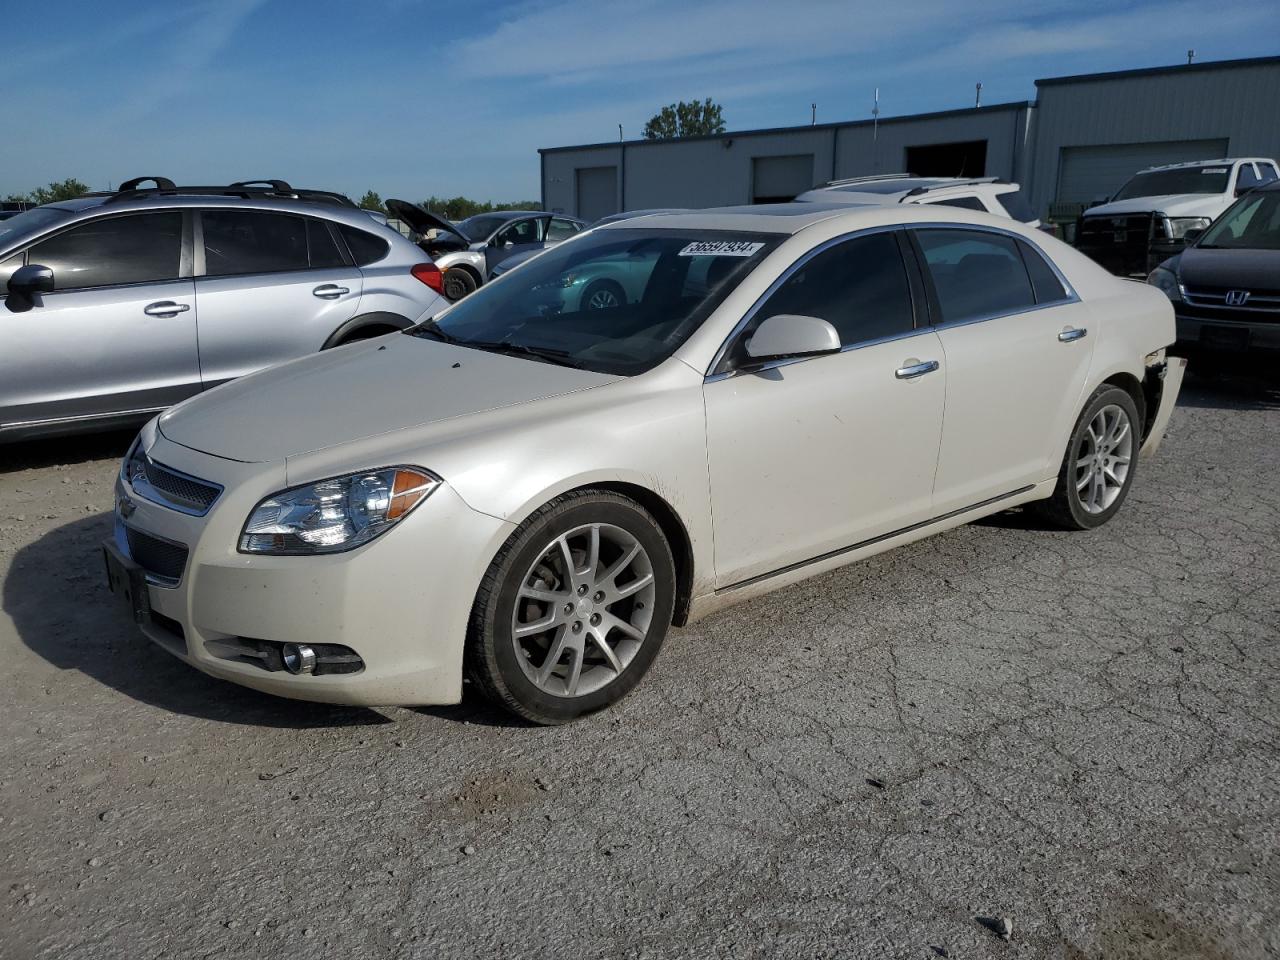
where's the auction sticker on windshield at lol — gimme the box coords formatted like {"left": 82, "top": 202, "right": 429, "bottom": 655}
{"left": 678, "top": 240, "right": 765, "bottom": 257}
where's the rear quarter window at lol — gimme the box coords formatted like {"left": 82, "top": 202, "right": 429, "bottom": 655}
{"left": 340, "top": 225, "right": 391, "bottom": 266}
{"left": 996, "top": 188, "right": 1038, "bottom": 223}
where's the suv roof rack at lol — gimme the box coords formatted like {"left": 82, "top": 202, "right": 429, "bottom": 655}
{"left": 101, "top": 177, "right": 357, "bottom": 208}
{"left": 900, "top": 176, "right": 1003, "bottom": 199}
{"left": 821, "top": 173, "right": 915, "bottom": 187}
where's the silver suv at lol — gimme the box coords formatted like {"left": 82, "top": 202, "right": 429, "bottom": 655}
{"left": 0, "top": 178, "right": 447, "bottom": 442}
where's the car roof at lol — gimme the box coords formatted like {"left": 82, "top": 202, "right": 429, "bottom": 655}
{"left": 594, "top": 201, "right": 1007, "bottom": 236}
{"left": 461, "top": 210, "right": 546, "bottom": 222}
{"left": 23, "top": 193, "right": 393, "bottom": 231}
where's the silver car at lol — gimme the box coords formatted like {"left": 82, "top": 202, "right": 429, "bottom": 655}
{"left": 0, "top": 178, "right": 447, "bottom": 442}
{"left": 385, "top": 201, "right": 585, "bottom": 301}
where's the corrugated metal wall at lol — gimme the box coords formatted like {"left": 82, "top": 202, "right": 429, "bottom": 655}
{"left": 1029, "top": 61, "right": 1280, "bottom": 216}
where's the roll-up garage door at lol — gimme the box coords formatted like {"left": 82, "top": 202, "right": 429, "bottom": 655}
{"left": 752, "top": 155, "right": 815, "bottom": 204}
{"left": 1057, "top": 139, "right": 1229, "bottom": 205}
{"left": 575, "top": 166, "right": 618, "bottom": 222}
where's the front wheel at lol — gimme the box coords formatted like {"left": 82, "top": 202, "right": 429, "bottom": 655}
{"left": 466, "top": 490, "right": 676, "bottom": 725}
{"left": 1036, "top": 384, "right": 1141, "bottom": 530}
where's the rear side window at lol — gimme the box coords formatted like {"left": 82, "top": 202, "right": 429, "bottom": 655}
{"left": 340, "top": 225, "right": 391, "bottom": 266}
{"left": 546, "top": 217, "right": 581, "bottom": 241}
{"left": 202, "top": 211, "right": 308, "bottom": 276}
{"left": 929, "top": 196, "right": 986, "bottom": 212}
{"left": 1018, "top": 240, "right": 1070, "bottom": 305}
{"left": 752, "top": 231, "right": 915, "bottom": 348}
{"left": 915, "top": 228, "right": 1035, "bottom": 324}
{"left": 1237, "top": 165, "right": 1262, "bottom": 192}
{"left": 995, "top": 188, "right": 1037, "bottom": 223}
{"left": 307, "top": 219, "right": 347, "bottom": 269}
{"left": 28, "top": 212, "right": 182, "bottom": 290}
{"left": 1260, "top": 163, "right": 1279, "bottom": 184}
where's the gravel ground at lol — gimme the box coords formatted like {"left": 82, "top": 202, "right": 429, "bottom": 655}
{"left": 1, "top": 372, "right": 1278, "bottom": 960}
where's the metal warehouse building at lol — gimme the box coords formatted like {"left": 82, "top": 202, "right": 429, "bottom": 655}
{"left": 540, "top": 55, "right": 1280, "bottom": 225}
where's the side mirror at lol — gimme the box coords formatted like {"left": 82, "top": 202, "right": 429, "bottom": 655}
{"left": 744, "top": 314, "right": 840, "bottom": 364}
{"left": 1183, "top": 227, "right": 1205, "bottom": 244}
{"left": 6, "top": 263, "right": 54, "bottom": 311}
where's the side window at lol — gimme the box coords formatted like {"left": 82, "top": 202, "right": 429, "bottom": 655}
{"left": 1236, "top": 164, "right": 1261, "bottom": 191}
{"left": 27, "top": 213, "right": 182, "bottom": 290}
{"left": 546, "top": 217, "right": 581, "bottom": 241}
{"left": 306, "top": 219, "right": 347, "bottom": 269}
{"left": 750, "top": 232, "right": 915, "bottom": 348}
{"left": 915, "top": 229, "right": 1036, "bottom": 324}
{"left": 1259, "top": 163, "right": 1279, "bottom": 184}
{"left": 340, "top": 225, "right": 390, "bottom": 266}
{"left": 0, "top": 251, "right": 23, "bottom": 289}
{"left": 928, "top": 196, "right": 986, "bottom": 212}
{"left": 995, "top": 188, "right": 1039, "bottom": 224}
{"left": 1018, "top": 240, "right": 1070, "bottom": 305}
{"left": 201, "top": 211, "right": 308, "bottom": 277}
{"left": 495, "top": 218, "right": 544, "bottom": 247}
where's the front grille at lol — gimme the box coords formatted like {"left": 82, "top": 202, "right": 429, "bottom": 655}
{"left": 139, "top": 459, "right": 221, "bottom": 514}
{"left": 125, "top": 527, "right": 189, "bottom": 583}
{"left": 1183, "top": 286, "right": 1280, "bottom": 314}
{"left": 1076, "top": 214, "right": 1158, "bottom": 276}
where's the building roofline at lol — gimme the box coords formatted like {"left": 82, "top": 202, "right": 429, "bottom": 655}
{"left": 1035, "top": 54, "right": 1280, "bottom": 88}
{"left": 538, "top": 100, "right": 1034, "bottom": 155}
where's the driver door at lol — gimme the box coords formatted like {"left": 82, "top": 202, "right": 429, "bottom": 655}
{"left": 703, "top": 230, "right": 946, "bottom": 588}
{"left": 485, "top": 216, "right": 548, "bottom": 275}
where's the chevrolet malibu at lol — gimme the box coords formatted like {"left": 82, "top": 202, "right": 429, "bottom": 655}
{"left": 105, "top": 204, "right": 1185, "bottom": 724}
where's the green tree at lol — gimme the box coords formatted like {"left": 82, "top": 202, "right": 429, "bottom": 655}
{"left": 420, "top": 196, "right": 540, "bottom": 221}
{"left": 19, "top": 178, "right": 91, "bottom": 205}
{"left": 358, "top": 189, "right": 386, "bottom": 213}
{"left": 643, "top": 98, "right": 726, "bottom": 140}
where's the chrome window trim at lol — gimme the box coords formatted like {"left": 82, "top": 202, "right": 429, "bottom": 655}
{"left": 704, "top": 220, "right": 1080, "bottom": 382}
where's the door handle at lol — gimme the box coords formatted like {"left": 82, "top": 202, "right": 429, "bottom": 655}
{"left": 1058, "top": 327, "right": 1088, "bottom": 342}
{"left": 895, "top": 359, "right": 940, "bottom": 380}
{"left": 143, "top": 301, "right": 190, "bottom": 317}
{"left": 312, "top": 284, "right": 349, "bottom": 300}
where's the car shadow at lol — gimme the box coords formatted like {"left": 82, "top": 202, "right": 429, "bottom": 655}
{"left": 1174, "top": 362, "right": 1280, "bottom": 411}
{"left": 1, "top": 428, "right": 137, "bottom": 473}
{"left": 4, "top": 513, "right": 392, "bottom": 729}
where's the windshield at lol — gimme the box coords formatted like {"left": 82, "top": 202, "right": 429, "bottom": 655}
{"left": 409, "top": 228, "right": 780, "bottom": 376}
{"left": 1198, "top": 192, "right": 1280, "bottom": 250}
{"left": 456, "top": 214, "right": 511, "bottom": 240}
{"left": 1112, "top": 166, "right": 1230, "bottom": 201}
{"left": 0, "top": 207, "right": 72, "bottom": 252}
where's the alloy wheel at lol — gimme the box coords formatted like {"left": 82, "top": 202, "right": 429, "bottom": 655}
{"left": 1073, "top": 403, "right": 1133, "bottom": 514}
{"left": 511, "top": 523, "right": 656, "bottom": 697}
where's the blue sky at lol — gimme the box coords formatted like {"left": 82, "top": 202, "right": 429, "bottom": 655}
{"left": 2, "top": 0, "right": 1276, "bottom": 203}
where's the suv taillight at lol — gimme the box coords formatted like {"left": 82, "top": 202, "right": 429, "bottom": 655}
{"left": 411, "top": 262, "right": 444, "bottom": 294}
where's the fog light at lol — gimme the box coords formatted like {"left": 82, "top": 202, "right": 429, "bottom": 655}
{"left": 281, "top": 643, "right": 317, "bottom": 676}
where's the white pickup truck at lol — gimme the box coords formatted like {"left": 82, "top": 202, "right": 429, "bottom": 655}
{"left": 1075, "top": 157, "right": 1279, "bottom": 277}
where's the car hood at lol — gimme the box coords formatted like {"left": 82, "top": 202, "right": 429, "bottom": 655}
{"left": 385, "top": 199, "right": 468, "bottom": 241}
{"left": 1177, "top": 245, "right": 1280, "bottom": 289}
{"left": 1084, "top": 194, "right": 1225, "bottom": 218}
{"left": 158, "top": 335, "right": 620, "bottom": 463}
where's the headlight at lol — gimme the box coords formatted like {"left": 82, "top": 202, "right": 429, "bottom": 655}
{"left": 121, "top": 436, "right": 147, "bottom": 487}
{"left": 1147, "top": 266, "right": 1182, "bottom": 303}
{"left": 239, "top": 467, "right": 439, "bottom": 555}
{"left": 1165, "top": 216, "right": 1211, "bottom": 239}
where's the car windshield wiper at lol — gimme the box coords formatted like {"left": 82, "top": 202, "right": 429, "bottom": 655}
{"left": 459, "top": 338, "right": 585, "bottom": 369}
{"left": 414, "top": 319, "right": 462, "bottom": 344}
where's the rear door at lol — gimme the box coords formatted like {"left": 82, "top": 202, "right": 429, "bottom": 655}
{"left": 0, "top": 210, "right": 198, "bottom": 430}
{"left": 911, "top": 227, "right": 1092, "bottom": 513}
{"left": 193, "top": 209, "right": 362, "bottom": 387}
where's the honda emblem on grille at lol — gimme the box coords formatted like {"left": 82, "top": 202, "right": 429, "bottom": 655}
{"left": 1224, "top": 289, "right": 1251, "bottom": 306}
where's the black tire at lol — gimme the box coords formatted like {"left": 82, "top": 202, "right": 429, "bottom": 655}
{"left": 466, "top": 490, "right": 676, "bottom": 725}
{"left": 1035, "top": 384, "right": 1142, "bottom": 530}
{"left": 582, "top": 278, "right": 625, "bottom": 311}
{"left": 442, "top": 267, "right": 478, "bottom": 302}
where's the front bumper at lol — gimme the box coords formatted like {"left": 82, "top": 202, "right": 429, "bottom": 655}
{"left": 106, "top": 425, "right": 513, "bottom": 706}
{"left": 1175, "top": 313, "right": 1280, "bottom": 355}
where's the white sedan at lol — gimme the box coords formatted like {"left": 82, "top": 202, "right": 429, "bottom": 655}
{"left": 105, "top": 203, "right": 1185, "bottom": 724}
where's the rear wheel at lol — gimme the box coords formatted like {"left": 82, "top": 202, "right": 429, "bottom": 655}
{"left": 466, "top": 491, "right": 676, "bottom": 725}
{"left": 442, "top": 267, "right": 477, "bottom": 301}
{"left": 1036, "top": 384, "right": 1140, "bottom": 530}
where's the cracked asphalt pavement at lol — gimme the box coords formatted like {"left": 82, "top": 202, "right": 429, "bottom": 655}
{"left": 1, "top": 372, "right": 1278, "bottom": 959}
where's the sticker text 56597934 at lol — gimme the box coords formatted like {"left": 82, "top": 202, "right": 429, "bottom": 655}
{"left": 677, "top": 240, "right": 765, "bottom": 257}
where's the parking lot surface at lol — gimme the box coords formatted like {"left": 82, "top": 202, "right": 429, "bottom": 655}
{"left": 1, "top": 373, "right": 1278, "bottom": 959}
